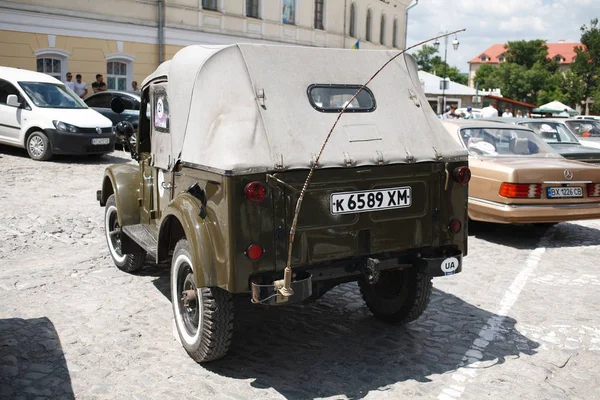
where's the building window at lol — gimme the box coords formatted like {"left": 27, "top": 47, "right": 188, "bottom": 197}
{"left": 554, "top": 55, "right": 563, "bottom": 63}
{"left": 480, "top": 55, "right": 487, "bottom": 62}
{"left": 107, "top": 61, "right": 127, "bottom": 91}
{"left": 36, "top": 58, "right": 62, "bottom": 81}
{"left": 246, "top": 0, "right": 259, "bottom": 18}
{"left": 349, "top": 3, "right": 356, "bottom": 37}
{"left": 366, "top": 9, "right": 372, "bottom": 42}
{"left": 202, "top": 0, "right": 218, "bottom": 11}
{"left": 380, "top": 14, "right": 386, "bottom": 45}
{"left": 314, "top": 0, "right": 324, "bottom": 30}
{"left": 498, "top": 56, "right": 505, "bottom": 62}
{"left": 282, "top": 0, "right": 295, "bottom": 24}
{"left": 393, "top": 18, "right": 398, "bottom": 48}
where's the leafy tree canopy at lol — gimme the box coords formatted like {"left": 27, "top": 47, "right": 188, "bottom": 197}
{"left": 413, "top": 44, "right": 468, "bottom": 85}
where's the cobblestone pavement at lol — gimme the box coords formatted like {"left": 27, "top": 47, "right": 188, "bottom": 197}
{"left": 1, "top": 145, "right": 600, "bottom": 400}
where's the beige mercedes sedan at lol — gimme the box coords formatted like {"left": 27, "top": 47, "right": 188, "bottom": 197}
{"left": 442, "top": 120, "right": 600, "bottom": 224}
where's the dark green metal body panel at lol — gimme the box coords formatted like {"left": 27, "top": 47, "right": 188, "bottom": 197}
{"left": 101, "top": 164, "right": 141, "bottom": 227}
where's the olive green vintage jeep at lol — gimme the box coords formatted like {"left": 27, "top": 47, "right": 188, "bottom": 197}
{"left": 97, "top": 44, "right": 470, "bottom": 363}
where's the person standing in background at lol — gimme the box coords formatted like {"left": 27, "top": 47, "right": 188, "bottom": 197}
{"left": 502, "top": 107, "right": 513, "bottom": 118}
{"left": 73, "top": 74, "right": 88, "bottom": 98}
{"left": 464, "top": 106, "right": 475, "bottom": 119}
{"left": 92, "top": 74, "right": 107, "bottom": 93}
{"left": 64, "top": 72, "right": 75, "bottom": 91}
{"left": 131, "top": 81, "right": 140, "bottom": 92}
{"left": 481, "top": 102, "right": 498, "bottom": 118}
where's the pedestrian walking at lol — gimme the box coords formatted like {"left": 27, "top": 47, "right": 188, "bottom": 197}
{"left": 73, "top": 74, "right": 88, "bottom": 98}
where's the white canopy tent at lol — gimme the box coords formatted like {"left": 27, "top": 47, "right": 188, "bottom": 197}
{"left": 533, "top": 100, "right": 578, "bottom": 116}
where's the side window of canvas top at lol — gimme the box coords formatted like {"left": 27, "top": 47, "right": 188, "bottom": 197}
{"left": 308, "top": 84, "right": 376, "bottom": 113}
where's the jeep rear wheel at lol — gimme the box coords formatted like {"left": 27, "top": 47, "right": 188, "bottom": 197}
{"left": 171, "top": 239, "right": 234, "bottom": 363}
{"left": 104, "top": 194, "right": 145, "bottom": 272}
{"left": 358, "top": 268, "right": 432, "bottom": 324}
{"left": 26, "top": 131, "right": 52, "bottom": 161}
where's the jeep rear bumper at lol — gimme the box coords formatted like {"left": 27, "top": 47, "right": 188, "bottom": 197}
{"left": 249, "top": 246, "right": 463, "bottom": 305}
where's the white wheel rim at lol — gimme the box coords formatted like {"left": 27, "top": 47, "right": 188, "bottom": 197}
{"left": 105, "top": 204, "right": 127, "bottom": 264}
{"left": 172, "top": 253, "right": 202, "bottom": 345}
{"left": 29, "top": 136, "right": 44, "bottom": 157}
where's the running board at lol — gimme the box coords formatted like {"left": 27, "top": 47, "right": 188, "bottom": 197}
{"left": 121, "top": 224, "right": 157, "bottom": 260}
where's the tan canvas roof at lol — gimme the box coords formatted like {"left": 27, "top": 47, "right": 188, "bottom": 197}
{"left": 143, "top": 44, "right": 467, "bottom": 173}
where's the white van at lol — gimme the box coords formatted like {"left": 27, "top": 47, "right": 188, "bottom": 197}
{"left": 0, "top": 66, "right": 114, "bottom": 160}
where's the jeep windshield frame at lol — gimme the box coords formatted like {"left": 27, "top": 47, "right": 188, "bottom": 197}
{"left": 307, "top": 84, "right": 376, "bottom": 113}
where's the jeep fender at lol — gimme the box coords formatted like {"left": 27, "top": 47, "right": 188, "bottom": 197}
{"left": 101, "top": 164, "right": 140, "bottom": 227}
{"left": 158, "top": 194, "right": 221, "bottom": 290}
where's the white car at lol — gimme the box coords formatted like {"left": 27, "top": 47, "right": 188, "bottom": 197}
{"left": 0, "top": 66, "right": 114, "bottom": 160}
{"left": 456, "top": 107, "right": 483, "bottom": 119}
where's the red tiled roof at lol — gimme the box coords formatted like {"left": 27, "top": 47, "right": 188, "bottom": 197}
{"left": 469, "top": 42, "right": 583, "bottom": 65}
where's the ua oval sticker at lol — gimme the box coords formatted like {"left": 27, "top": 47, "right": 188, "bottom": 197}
{"left": 441, "top": 257, "right": 459, "bottom": 275}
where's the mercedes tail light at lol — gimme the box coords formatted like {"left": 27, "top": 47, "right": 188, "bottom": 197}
{"left": 587, "top": 183, "right": 600, "bottom": 197}
{"left": 244, "top": 181, "right": 266, "bottom": 203}
{"left": 453, "top": 166, "right": 471, "bottom": 186}
{"left": 499, "top": 183, "right": 542, "bottom": 198}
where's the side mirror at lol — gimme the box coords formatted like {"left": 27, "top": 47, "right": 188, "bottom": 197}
{"left": 110, "top": 97, "right": 126, "bottom": 114}
{"left": 7, "top": 94, "right": 21, "bottom": 108}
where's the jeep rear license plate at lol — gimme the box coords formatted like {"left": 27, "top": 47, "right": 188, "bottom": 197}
{"left": 331, "top": 187, "right": 411, "bottom": 215}
{"left": 92, "top": 138, "right": 110, "bottom": 145}
{"left": 547, "top": 187, "right": 583, "bottom": 199}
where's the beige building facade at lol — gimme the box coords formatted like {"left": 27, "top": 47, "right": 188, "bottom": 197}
{"left": 0, "top": 0, "right": 411, "bottom": 93}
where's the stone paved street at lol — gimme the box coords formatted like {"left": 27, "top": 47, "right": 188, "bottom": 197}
{"left": 1, "top": 145, "right": 600, "bottom": 400}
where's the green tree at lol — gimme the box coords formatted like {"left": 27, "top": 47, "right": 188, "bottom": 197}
{"left": 413, "top": 45, "right": 438, "bottom": 71}
{"left": 503, "top": 39, "right": 549, "bottom": 69}
{"left": 572, "top": 18, "right": 600, "bottom": 113}
{"left": 412, "top": 45, "right": 468, "bottom": 85}
{"left": 473, "top": 64, "right": 496, "bottom": 87}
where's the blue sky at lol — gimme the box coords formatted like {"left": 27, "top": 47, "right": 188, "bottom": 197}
{"left": 406, "top": 0, "right": 600, "bottom": 72}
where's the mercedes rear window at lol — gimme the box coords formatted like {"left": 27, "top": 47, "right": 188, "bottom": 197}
{"left": 308, "top": 84, "right": 376, "bottom": 113}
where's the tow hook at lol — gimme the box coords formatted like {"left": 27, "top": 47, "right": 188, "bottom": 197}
{"left": 361, "top": 258, "right": 381, "bottom": 284}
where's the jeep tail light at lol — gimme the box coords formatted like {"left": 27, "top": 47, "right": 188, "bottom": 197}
{"left": 244, "top": 181, "right": 265, "bottom": 203}
{"left": 246, "top": 244, "right": 264, "bottom": 261}
{"left": 448, "top": 219, "right": 462, "bottom": 233}
{"left": 587, "top": 183, "right": 600, "bottom": 197}
{"left": 499, "top": 183, "right": 541, "bottom": 198}
{"left": 453, "top": 166, "right": 471, "bottom": 185}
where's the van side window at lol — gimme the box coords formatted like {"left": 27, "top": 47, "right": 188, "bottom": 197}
{"left": 0, "top": 79, "right": 23, "bottom": 105}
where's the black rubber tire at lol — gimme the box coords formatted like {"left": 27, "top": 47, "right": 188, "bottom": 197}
{"left": 104, "top": 194, "right": 145, "bottom": 273}
{"left": 358, "top": 267, "right": 432, "bottom": 324}
{"left": 171, "top": 239, "right": 234, "bottom": 363}
{"left": 26, "top": 131, "right": 52, "bottom": 161}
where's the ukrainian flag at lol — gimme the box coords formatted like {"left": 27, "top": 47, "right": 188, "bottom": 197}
{"left": 352, "top": 39, "right": 360, "bottom": 49}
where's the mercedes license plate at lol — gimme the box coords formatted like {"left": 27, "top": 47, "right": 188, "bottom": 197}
{"left": 331, "top": 187, "right": 411, "bottom": 215}
{"left": 547, "top": 187, "right": 583, "bottom": 199}
{"left": 92, "top": 138, "right": 110, "bottom": 145}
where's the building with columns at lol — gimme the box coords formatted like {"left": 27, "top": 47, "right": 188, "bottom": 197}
{"left": 0, "top": 0, "right": 412, "bottom": 93}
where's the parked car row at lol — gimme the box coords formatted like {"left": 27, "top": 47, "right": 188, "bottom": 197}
{"left": 0, "top": 67, "right": 115, "bottom": 160}
{"left": 0, "top": 66, "right": 144, "bottom": 160}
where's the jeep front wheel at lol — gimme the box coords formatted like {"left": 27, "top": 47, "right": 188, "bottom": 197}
{"left": 358, "top": 268, "right": 432, "bottom": 324}
{"left": 171, "top": 239, "right": 234, "bottom": 363}
{"left": 104, "top": 194, "right": 145, "bottom": 272}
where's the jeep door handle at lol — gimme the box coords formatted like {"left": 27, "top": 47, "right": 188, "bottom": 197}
{"left": 161, "top": 182, "right": 172, "bottom": 190}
